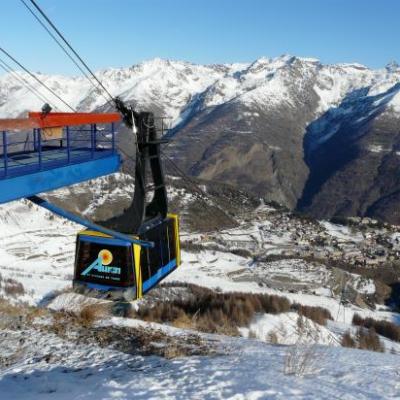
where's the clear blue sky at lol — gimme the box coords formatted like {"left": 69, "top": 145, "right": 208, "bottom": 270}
{"left": 1, "top": 0, "right": 399, "bottom": 75}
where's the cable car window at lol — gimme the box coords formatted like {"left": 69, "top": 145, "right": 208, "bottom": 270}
{"left": 140, "top": 247, "right": 151, "bottom": 283}
{"left": 75, "top": 239, "right": 134, "bottom": 287}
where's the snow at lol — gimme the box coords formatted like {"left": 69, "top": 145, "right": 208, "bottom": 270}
{"left": 313, "top": 63, "right": 400, "bottom": 115}
{"left": 1, "top": 325, "right": 400, "bottom": 399}
{"left": 319, "top": 221, "right": 363, "bottom": 242}
{"left": 0, "top": 196, "right": 396, "bottom": 328}
{"left": 368, "top": 144, "right": 386, "bottom": 153}
{"left": 2, "top": 55, "right": 400, "bottom": 136}
{"left": 165, "top": 251, "right": 393, "bottom": 326}
{"left": 389, "top": 91, "right": 400, "bottom": 112}
{"left": 0, "top": 200, "right": 79, "bottom": 304}
{"left": 0, "top": 194, "right": 399, "bottom": 397}
{"left": 239, "top": 312, "right": 340, "bottom": 346}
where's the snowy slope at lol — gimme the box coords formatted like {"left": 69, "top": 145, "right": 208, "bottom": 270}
{"left": 0, "top": 189, "right": 400, "bottom": 398}
{"left": 0, "top": 200, "right": 79, "bottom": 304}
{"left": 0, "top": 194, "right": 398, "bottom": 335}
{"left": 1, "top": 323, "right": 400, "bottom": 400}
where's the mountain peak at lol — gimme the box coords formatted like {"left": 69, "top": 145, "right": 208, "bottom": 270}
{"left": 386, "top": 60, "right": 400, "bottom": 72}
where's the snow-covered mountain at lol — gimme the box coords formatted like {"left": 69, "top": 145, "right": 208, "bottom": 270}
{"left": 1, "top": 55, "right": 400, "bottom": 223}
{"left": 2, "top": 56, "right": 400, "bottom": 122}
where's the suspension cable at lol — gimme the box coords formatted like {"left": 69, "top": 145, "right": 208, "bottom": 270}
{"left": 0, "top": 46, "right": 76, "bottom": 112}
{"left": 28, "top": 0, "right": 114, "bottom": 103}
{"left": 15, "top": 0, "right": 230, "bottom": 228}
{"left": 161, "top": 151, "right": 237, "bottom": 225}
{"left": 0, "top": 56, "right": 57, "bottom": 108}
{"left": 22, "top": 1, "right": 228, "bottom": 228}
{"left": 19, "top": 0, "right": 111, "bottom": 105}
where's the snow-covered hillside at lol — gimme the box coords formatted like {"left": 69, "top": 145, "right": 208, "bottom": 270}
{"left": 1, "top": 319, "right": 400, "bottom": 400}
{"left": 1, "top": 176, "right": 400, "bottom": 398}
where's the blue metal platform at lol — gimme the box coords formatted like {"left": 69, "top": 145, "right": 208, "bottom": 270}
{"left": 0, "top": 124, "right": 121, "bottom": 204}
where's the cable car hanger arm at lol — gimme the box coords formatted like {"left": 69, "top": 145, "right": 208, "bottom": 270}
{"left": 27, "top": 195, "right": 154, "bottom": 248}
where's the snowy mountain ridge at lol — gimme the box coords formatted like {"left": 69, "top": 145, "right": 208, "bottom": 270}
{"left": 1, "top": 55, "right": 400, "bottom": 123}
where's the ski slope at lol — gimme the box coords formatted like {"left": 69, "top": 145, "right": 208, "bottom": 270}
{"left": 0, "top": 321, "right": 399, "bottom": 400}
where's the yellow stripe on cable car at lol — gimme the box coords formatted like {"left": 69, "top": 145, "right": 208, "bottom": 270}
{"left": 133, "top": 243, "right": 142, "bottom": 298}
{"left": 168, "top": 213, "right": 181, "bottom": 266}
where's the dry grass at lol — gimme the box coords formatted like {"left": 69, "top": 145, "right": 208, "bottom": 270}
{"left": 0, "top": 297, "right": 213, "bottom": 360}
{"left": 284, "top": 344, "right": 319, "bottom": 376}
{"left": 292, "top": 303, "right": 333, "bottom": 326}
{"left": 341, "top": 328, "right": 385, "bottom": 353}
{"left": 0, "top": 297, "right": 50, "bottom": 333}
{"left": 50, "top": 303, "right": 111, "bottom": 334}
{"left": 352, "top": 314, "right": 400, "bottom": 342}
{"left": 0, "top": 297, "right": 23, "bottom": 315}
{"left": 136, "top": 287, "right": 292, "bottom": 335}
{"left": 78, "top": 305, "right": 102, "bottom": 328}
{"left": 341, "top": 331, "right": 356, "bottom": 348}
{"left": 135, "top": 285, "right": 332, "bottom": 336}
{"left": 2, "top": 278, "right": 25, "bottom": 297}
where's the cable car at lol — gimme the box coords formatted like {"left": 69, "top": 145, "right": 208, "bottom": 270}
{"left": 74, "top": 214, "right": 180, "bottom": 301}
{"left": 73, "top": 99, "right": 181, "bottom": 301}
{"left": 0, "top": 2, "right": 183, "bottom": 302}
{"left": 0, "top": 99, "right": 180, "bottom": 302}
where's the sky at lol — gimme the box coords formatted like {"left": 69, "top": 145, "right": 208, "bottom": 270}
{"left": 1, "top": 0, "right": 399, "bottom": 75}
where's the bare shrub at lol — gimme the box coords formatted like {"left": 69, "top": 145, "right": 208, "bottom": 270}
{"left": 4, "top": 279, "right": 25, "bottom": 297}
{"left": 341, "top": 331, "right": 356, "bottom": 348}
{"left": 352, "top": 314, "right": 400, "bottom": 342}
{"left": 248, "top": 329, "right": 257, "bottom": 339}
{"left": 283, "top": 314, "right": 325, "bottom": 377}
{"left": 341, "top": 328, "right": 384, "bottom": 353}
{"left": 267, "top": 330, "right": 279, "bottom": 344}
{"left": 135, "top": 288, "right": 294, "bottom": 336}
{"left": 135, "top": 283, "right": 334, "bottom": 338}
{"left": 357, "top": 328, "right": 385, "bottom": 352}
{"left": 263, "top": 294, "right": 291, "bottom": 314}
{"left": 284, "top": 344, "right": 319, "bottom": 376}
{"left": 291, "top": 303, "right": 333, "bottom": 326}
{"left": 196, "top": 312, "right": 239, "bottom": 336}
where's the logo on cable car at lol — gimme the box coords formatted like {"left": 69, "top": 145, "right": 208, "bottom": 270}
{"left": 81, "top": 249, "right": 121, "bottom": 276}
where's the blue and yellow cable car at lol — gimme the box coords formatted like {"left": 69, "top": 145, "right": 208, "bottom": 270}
{"left": 0, "top": 99, "right": 180, "bottom": 301}
{"left": 73, "top": 99, "right": 181, "bottom": 300}
{"left": 74, "top": 213, "right": 180, "bottom": 301}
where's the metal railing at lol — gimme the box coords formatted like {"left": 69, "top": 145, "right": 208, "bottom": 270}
{"left": 0, "top": 122, "right": 116, "bottom": 178}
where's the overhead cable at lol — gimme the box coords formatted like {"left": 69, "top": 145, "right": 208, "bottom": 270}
{"left": 0, "top": 46, "right": 76, "bottom": 112}
{"left": 19, "top": 0, "right": 111, "bottom": 105}
{"left": 28, "top": 0, "right": 115, "bottom": 102}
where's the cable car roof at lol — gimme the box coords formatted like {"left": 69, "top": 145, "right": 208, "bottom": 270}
{"left": 0, "top": 112, "right": 121, "bottom": 131}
